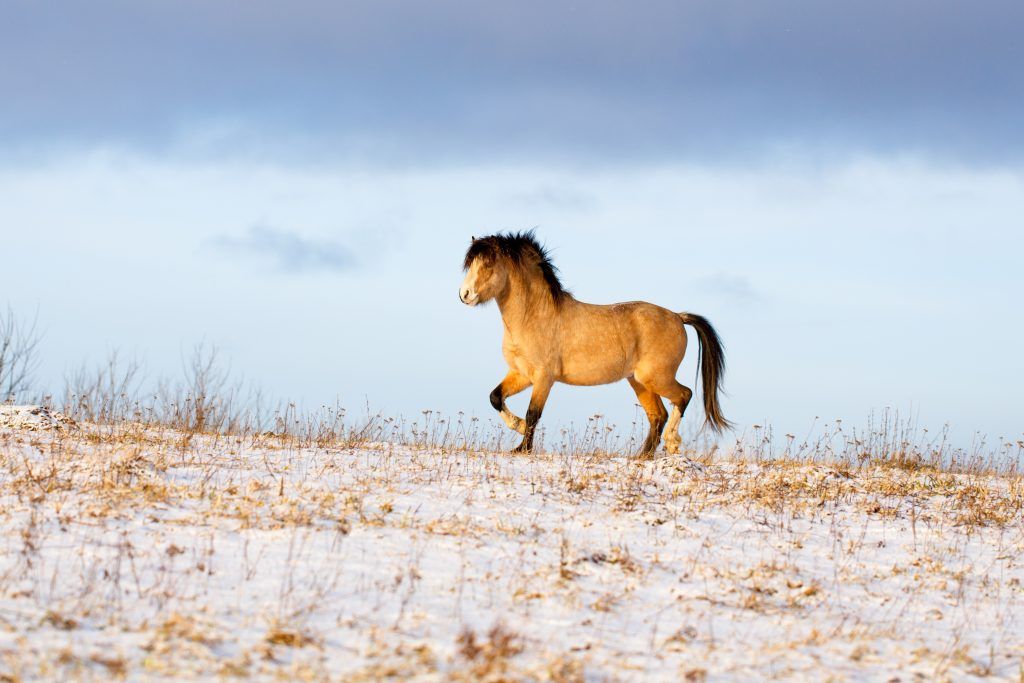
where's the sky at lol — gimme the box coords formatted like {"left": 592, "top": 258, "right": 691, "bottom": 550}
{"left": 1, "top": 1, "right": 1022, "bottom": 447}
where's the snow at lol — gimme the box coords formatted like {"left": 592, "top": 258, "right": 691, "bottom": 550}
{"left": 0, "top": 404, "right": 74, "bottom": 431}
{"left": 0, "top": 419, "right": 1022, "bottom": 680}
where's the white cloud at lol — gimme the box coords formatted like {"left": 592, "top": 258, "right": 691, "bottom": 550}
{"left": 213, "top": 226, "right": 356, "bottom": 274}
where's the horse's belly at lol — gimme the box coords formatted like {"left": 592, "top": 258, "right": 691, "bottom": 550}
{"left": 559, "top": 357, "right": 630, "bottom": 386}
{"left": 558, "top": 326, "right": 635, "bottom": 386}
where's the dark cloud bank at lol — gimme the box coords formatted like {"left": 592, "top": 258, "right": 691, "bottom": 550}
{"left": 3, "top": 0, "right": 1022, "bottom": 165}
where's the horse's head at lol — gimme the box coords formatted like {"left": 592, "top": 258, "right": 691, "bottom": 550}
{"left": 460, "top": 236, "right": 509, "bottom": 306}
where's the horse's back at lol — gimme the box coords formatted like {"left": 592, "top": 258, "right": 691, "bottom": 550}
{"left": 557, "top": 299, "right": 685, "bottom": 385}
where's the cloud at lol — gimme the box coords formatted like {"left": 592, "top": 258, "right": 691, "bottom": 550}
{"left": 213, "top": 226, "right": 356, "bottom": 274}
{"left": 694, "top": 272, "right": 762, "bottom": 304}
{"left": 2, "top": 0, "right": 1023, "bottom": 165}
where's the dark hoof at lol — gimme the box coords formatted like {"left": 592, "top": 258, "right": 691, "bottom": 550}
{"left": 511, "top": 441, "right": 533, "bottom": 454}
{"left": 636, "top": 439, "right": 659, "bottom": 459}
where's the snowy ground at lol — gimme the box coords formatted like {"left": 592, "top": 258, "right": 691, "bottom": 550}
{"left": 1, "top": 411, "right": 1022, "bottom": 681}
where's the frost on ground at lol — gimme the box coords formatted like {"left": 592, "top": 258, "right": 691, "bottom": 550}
{"left": 0, "top": 405, "right": 73, "bottom": 432}
{"left": 1, "top": 413, "right": 1022, "bottom": 681}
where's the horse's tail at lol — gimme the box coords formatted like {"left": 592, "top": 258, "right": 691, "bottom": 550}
{"left": 677, "top": 312, "right": 733, "bottom": 433}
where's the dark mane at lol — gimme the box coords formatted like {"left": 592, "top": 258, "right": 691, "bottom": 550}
{"left": 463, "top": 230, "right": 570, "bottom": 305}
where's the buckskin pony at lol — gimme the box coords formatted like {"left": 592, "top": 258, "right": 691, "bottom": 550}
{"left": 460, "top": 231, "right": 732, "bottom": 455}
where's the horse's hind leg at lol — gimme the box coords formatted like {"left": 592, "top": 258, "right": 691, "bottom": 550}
{"left": 641, "top": 375, "right": 693, "bottom": 455}
{"left": 628, "top": 377, "right": 668, "bottom": 457}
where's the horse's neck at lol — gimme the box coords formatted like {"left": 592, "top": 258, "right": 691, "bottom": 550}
{"left": 497, "top": 273, "right": 558, "bottom": 337}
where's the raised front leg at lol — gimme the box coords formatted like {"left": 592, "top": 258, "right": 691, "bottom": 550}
{"left": 490, "top": 371, "right": 532, "bottom": 435}
{"left": 511, "top": 375, "right": 554, "bottom": 454}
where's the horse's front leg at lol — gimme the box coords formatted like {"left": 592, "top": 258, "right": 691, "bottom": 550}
{"left": 490, "top": 371, "right": 532, "bottom": 435}
{"left": 511, "top": 375, "right": 554, "bottom": 454}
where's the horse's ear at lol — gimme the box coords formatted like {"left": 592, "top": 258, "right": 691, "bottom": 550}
{"left": 471, "top": 235, "right": 476, "bottom": 241}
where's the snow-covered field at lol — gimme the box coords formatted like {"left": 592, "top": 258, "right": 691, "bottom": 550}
{"left": 1, "top": 408, "right": 1022, "bottom": 681}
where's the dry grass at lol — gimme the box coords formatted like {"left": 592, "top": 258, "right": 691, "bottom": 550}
{"left": 1, "top": 359, "right": 1023, "bottom": 681}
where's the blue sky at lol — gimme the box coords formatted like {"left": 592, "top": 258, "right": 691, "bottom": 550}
{"left": 2, "top": 1, "right": 1022, "bottom": 445}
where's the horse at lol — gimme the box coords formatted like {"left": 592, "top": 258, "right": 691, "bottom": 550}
{"left": 460, "top": 230, "right": 732, "bottom": 456}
